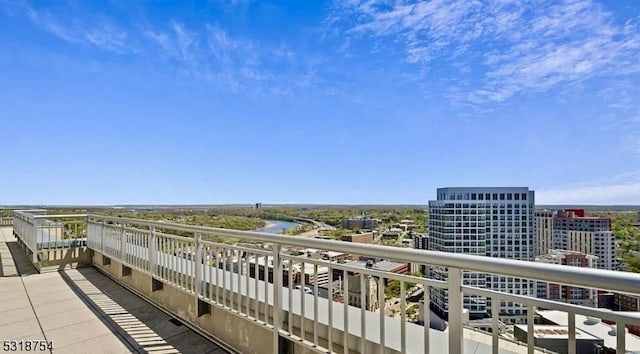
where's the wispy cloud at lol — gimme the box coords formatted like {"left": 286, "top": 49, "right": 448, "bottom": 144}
{"left": 328, "top": 0, "right": 640, "bottom": 104}
{"left": 537, "top": 171, "right": 640, "bottom": 205}
{"left": 26, "top": 7, "right": 130, "bottom": 53}
{"left": 139, "top": 21, "right": 313, "bottom": 96}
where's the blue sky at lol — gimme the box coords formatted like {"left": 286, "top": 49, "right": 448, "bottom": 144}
{"left": 0, "top": 0, "right": 638, "bottom": 205}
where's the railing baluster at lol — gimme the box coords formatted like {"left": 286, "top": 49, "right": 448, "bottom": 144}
{"left": 149, "top": 227, "right": 156, "bottom": 276}
{"left": 360, "top": 274, "right": 366, "bottom": 354}
{"left": 424, "top": 285, "right": 430, "bottom": 354}
{"left": 400, "top": 280, "right": 406, "bottom": 354}
{"left": 223, "top": 249, "right": 227, "bottom": 308}
{"left": 447, "top": 267, "right": 463, "bottom": 354}
{"left": 245, "top": 252, "right": 250, "bottom": 316}
{"left": 263, "top": 254, "right": 269, "bottom": 323}
{"left": 616, "top": 321, "right": 626, "bottom": 354}
{"left": 208, "top": 248, "right": 213, "bottom": 301}
{"left": 237, "top": 250, "right": 242, "bottom": 312}
{"left": 378, "top": 276, "right": 385, "bottom": 354}
{"left": 288, "top": 258, "right": 293, "bottom": 336}
{"left": 567, "top": 310, "right": 575, "bottom": 354}
{"left": 255, "top": 255, "right": 259, "bottom": 319}
{"left": 343, "top": 269, "right": 349, "bottom": 354}
{"left": 301, "top": 261, "right": 306, "bottom": 342}
{"left": 314, "top": 264, "right": 319, "bottom": 347}
{"left": 231, "top": 249, "right": 236, "bottom": 311}
{"left": 195, "top": 233, "right": 203, "bottom": 297}
{"left": 272, "top": 245, "right": 283, "bottom": 354}
{"left": 328, "top": 266, "right": 334, "bottom": 353}
{"left": 491, "top": 297, "right": 499, "bottom": 354}
{"left": 120, "top": 224, "right": 125, "bottom": 263}
{"left": 215, "top": 248, "right": 220, "bottom": 304}
{"left": 528, "top": 305, "right": 535, "bottom": 354}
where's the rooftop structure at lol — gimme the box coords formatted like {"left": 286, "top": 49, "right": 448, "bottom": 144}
{"left": 513, "top": 324, "right": 603, "bottom": 354}
{"left": 537, "top": 310, "right": 640, "bottom": 353}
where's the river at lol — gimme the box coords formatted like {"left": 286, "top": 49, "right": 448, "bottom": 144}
{"left": 255, "top": 220, "right": 301, "bottom": 234}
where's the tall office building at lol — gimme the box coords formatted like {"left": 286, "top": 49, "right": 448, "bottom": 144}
{"left": 536, "top": 210, "right": 554, "bottom": 256}
{"left": 428, "top": 187, "right": 536, "bottom": 323}
{"left": 552, "top": 209, "right": 619, "bottom": 270}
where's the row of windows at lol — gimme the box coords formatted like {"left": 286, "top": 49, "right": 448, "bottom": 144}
{"left": 429, "top": 213, "right": 528, "bottom": 224}
{"left": 439, "top": 192, "right": 529, "bottom": 201}
{"left": 433, "top": 203, "right": 532, "bottom": 209}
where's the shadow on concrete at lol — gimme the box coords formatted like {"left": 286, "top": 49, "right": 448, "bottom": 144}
{"left": 5, "top": 240, "right": 38, "bottom": 276}
{"left": 58, "top": 267, "right": 228, "bottom": 354}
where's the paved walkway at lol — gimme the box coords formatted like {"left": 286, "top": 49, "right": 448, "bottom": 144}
{"left": 0, "top": 227, "right": 229, "bottom": 354}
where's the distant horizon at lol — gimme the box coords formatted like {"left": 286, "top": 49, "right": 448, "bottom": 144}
{"left": 2, "top": 203, "right": 638, "bottom": 209}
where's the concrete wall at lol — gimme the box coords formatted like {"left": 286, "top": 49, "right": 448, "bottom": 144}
{"left": 91, "top": 251, "right": 291, "bottom": 354}
{"left": 39, "top": 247, "right": 92, "bottom": 272}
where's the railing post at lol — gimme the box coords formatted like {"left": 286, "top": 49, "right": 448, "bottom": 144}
{"left": 195, "top": 232, "right": 203, "bottom": 296}
{"left": 272, "top": 244, "right": 283, "bottom": 353}
{"left": 448, "top": 267, "right": 464, "bottom": 354}
{"left": 149, "top": 226, "right": 157, "bottom": 276}
{"left": 100, "top": 220, "right": 105, "bottom": 254}
{"left": 120, "top": 223, "right": 126, "bottom": 262}
{"left": 31, "top": 217, "right": 38, "bottom": 264}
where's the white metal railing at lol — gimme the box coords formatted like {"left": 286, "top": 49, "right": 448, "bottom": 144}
{"left": 84, "top": 214, "right": 640, "bottom": 354}
{"left": 13, "top": 210, "right": 88, "bottom": 265}
{"left": 0, "top": 208, "right": 14, "bottom": 226}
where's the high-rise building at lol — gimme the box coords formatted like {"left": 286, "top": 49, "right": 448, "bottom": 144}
{"left": 428, "top": 187, "right": 536, "bottom": 323}
{"left": 536, "top": 210, "right": 554, "bottom": 256}
{"left": 413, "top": 234, "right": 430, "bottom": 275}
{"left": 535, "top": 249, "right": 598, "bottom": 307}
{"left": 551, "top": 209, "right": 618, "bottom": 270}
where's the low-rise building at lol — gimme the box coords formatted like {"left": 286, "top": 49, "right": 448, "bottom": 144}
{"left": 535, "top": 250, "right": 598, "bottom": 307}
{"left": 614, "top": 293, "right": 640, "bottom": 312}
{"left": 341, "top": 217, "right": 380, "bottom": 230}
{"left": 382, "top": 228, "right": 402, "bottom": 239}
{"left": 248, "top": 255, "right": 330, "bottom": 287}
{"left": 514, "top": 325, "right": 604, "bottom": 354}
{"left": 341, "top": 231, "right": 374, "bottom": 244}
{"left": 537, "top": 310, "right": 640, "bottom": 353}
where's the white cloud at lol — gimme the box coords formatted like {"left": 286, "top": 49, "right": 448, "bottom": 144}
{"left": 26, "top": 7, "right": 130, "bottom": 53}
{"left": 171, "top": 21, "right": 196, "bottom": 63}
{"left": 328, "top": 0, "right": 640, "bottom": 104}
{"left": 537, "top": 172, "right": 640, "bottom": 204}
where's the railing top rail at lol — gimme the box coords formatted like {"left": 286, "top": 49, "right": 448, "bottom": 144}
{"left": 87, "top": 214, "right": 640, "bottom": 295}
{"left": 32, "top": 214, "right": 88, "bottom": 219}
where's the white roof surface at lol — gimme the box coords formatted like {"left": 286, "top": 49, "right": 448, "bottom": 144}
{"left": 537, "top": 310, "right": 640, "bottom": 352}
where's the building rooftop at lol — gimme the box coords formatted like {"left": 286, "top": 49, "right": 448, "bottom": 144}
{"left": 345, "top": 259, "right": 407, "bottom": 272}
{"left": 514, "top": 325, "right": 600, "bottom": 340}
{"left": 537, "top": 310, "right": 640, "bottom": 351}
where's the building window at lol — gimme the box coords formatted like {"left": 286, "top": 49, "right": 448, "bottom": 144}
{"left": 500, "top": 193, "right": 505, "bottom": 200}
{"left": 507, "top": 193, "right": 512, "bottom": 200}
{"left": 514, "top": 194, "right": 520, "bottom": 200}
{"left": 486, "top": 193, "right": 491, "bottom": 200}
{"left": 493, "top": 193, "right": 498, "bottom": 200}
{"left": 478, "top": 193, "right": 484, "bottom": 200}
{"left": 471, "top": 193, "right": 477, "bottom": 200}
{"left": 521, "top": 193, "right": 527, "bottom": 200}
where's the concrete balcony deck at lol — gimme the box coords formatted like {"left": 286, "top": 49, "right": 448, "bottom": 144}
{"left": 0, "top": 227, "right": 230, "bottom": 354}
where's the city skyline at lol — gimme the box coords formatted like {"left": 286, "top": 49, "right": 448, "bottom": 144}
{"left": 1, "top": 1, "right": 639, "bottom": 205}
